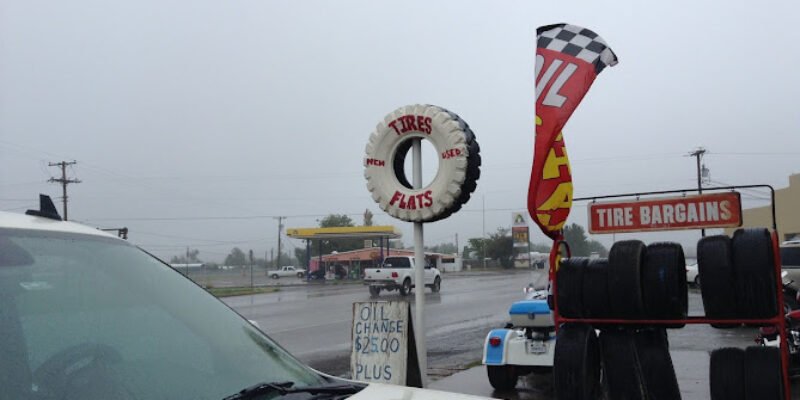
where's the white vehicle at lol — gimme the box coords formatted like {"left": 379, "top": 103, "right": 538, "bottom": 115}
{"left": 686, "top": 263, "right": 699, "bottom": 286}
{"left": 268, "top": 265, "right": 306, "bottom": 279}
{"left": 0, "top": 197, "right": 489, "bottom": 400}
{"left": 529, "top": 251, "right": 548, "bottom": 268}
{"left": 781, "top": 241, "right": 800, "bottom": 285}
{"left": 482, "top": 288, "right": 555, "bottom": 390}
{"left": 363, "top": 256, "right": 441, "bottom": 297}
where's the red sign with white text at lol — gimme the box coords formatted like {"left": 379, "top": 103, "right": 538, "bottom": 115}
{"left": 587, "top": 192, "right": 742, "bottom": 234}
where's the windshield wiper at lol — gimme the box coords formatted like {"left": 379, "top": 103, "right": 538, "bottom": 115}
{"left": 222, "top": 381, "right": 362, "bottom": 400}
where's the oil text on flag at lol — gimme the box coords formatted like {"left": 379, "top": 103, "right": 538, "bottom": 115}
{"left": 528, "top": 24, "right": 618, "bottom": 239}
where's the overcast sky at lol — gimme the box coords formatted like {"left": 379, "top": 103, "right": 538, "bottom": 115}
{"left": 2, "top": 0, "right": 798, "bottom": 262}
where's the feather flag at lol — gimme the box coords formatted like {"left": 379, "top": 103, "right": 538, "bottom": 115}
{"left": 528, "top": 23, "right": 618, "bottom": 239}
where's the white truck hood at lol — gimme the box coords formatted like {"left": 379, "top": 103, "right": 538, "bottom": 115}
{"left": 349, "top": 383, "right": 493, "bottom": 399}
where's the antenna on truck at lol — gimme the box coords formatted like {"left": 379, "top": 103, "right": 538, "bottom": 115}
{"left": 25, "top": 194, "right": 63, "bottom": 221}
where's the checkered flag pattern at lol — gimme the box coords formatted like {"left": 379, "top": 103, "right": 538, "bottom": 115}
{"left": 537, "top": 24, "right": 618, "bottom": 74}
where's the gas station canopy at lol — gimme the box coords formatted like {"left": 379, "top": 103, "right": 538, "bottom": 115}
{"left": 285, "top": 225, "right": 402, "bottom": 240}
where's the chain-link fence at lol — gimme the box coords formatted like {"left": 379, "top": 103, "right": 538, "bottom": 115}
{"left": 175, "top": 265, "right": 365, "bottom": 288}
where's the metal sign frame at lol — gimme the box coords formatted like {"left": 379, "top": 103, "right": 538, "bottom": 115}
{"left": 554, "top": 184, "right": 789, "bottom": 399}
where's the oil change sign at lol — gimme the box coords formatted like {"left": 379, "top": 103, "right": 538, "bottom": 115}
{"left": 351, "top": 301, "right": 415, "bottom": 385}
{"left": 588, "top": 192, "right": 742, "bottom": 234}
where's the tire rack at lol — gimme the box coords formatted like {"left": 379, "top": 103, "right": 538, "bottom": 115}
{"left": 550, "top": 184, "right": 791, "bottom": 400}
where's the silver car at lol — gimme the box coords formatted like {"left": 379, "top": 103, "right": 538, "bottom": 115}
{"left": 781, "top": 242, "right": 800, "bottom": 309}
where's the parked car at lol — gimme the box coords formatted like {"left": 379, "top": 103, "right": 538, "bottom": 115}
{"left": 686, "top": 263, "right": 699, "bottom": 286}
{"left": 268, "top": 265, "right": 306, "bottom": 279}
{"left": 0, "top": 201, "right": 488, "bottom": 400}
{"left": 779, "top": 242, "right": 800, "bottom": 286}
{"left": 779, "top": 242, "right": 800, "bottom": 310}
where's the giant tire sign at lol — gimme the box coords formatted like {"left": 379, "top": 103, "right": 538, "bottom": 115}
{"left": 365, "top": 104, "right": 480, "bottom": 222}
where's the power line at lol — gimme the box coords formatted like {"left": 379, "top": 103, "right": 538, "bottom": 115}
{"left": 2, "top": 206, "right": 30, "bottom": 212}
{"left": 707, "top": 179, "right": 771, "bottom": 200}
{"left": 82, "top": 212, "right": 365, "bottom": 222}
{"left": 48, "top": 161, "right": 81, "bottom": 220}
{"left": 711, "top": 152, "right": 800, "bottom": 157}
{"left": 131, "top": 230, "right": 275, "bottom": 244}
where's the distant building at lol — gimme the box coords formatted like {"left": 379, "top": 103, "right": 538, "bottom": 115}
{"left": 316, "top": 248, "right": 462, "bottom": 274}
{"left": 724, "top": 174, "right": 800, "bottom": 241}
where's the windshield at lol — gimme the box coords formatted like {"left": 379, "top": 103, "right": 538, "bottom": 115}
{"left": 383, "top": 257, "right": 411, "bottom": 268}
{"left": 0, "top": 228, "right": 326, "bottom": 400}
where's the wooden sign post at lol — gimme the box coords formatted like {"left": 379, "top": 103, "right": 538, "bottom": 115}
{"left": 351, "top": 301, "right": 422, "bottom": 387}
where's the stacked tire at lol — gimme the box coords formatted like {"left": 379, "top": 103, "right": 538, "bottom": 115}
{"left": 555, "top": 240, "right": 687, "bottom": 323}
{"left": 698, "top": 228, "right": 778, "bottom": 325}
{"left": 555, "top": 240, "right": 686, "bottom": 399}
{"left": 710, "top": 346, "right": 784, "bottom": 400}
{"left": 701, "top": 228, "right": 784, "bottom": 398}
{"left": 554, "top": 227, "right": 784, "bottom": 399}
{"left": 555, "top": 325, "right": 681, "bottom": 399}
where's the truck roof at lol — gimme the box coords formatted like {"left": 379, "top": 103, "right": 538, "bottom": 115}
{"left": 0, "top": 211, "right": 118, "bottom": 239}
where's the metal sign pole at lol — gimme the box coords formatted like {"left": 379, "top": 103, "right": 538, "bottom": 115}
{"left": 412, "top": 138, "right": 427, "bottom": 387}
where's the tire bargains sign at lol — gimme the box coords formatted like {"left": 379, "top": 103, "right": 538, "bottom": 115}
{"left": 588, "top": 192, "right": 742, "bottom": 234}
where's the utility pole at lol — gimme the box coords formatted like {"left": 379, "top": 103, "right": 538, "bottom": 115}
{"left": 482, "top": 196, "right": 486, "bottom": 269}
{"left": 48, "top": 161, "right": 81, "bottom": 220}
{"left": 274, "top": 217, "right": 285, "bottom": 268}
{"left": 688, "top": 147, "right": 707, "bottom": 237}
{"left": 249, "top": 249, "right": 254, "bottom": 289}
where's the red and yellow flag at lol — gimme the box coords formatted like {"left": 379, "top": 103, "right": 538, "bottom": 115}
{"left": 528, "top": 23, "right": 618, "bottom": 239}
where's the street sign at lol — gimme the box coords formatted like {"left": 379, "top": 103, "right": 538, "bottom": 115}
{"left": 587, "top": 192, "right": 742, "bottom": 234}
{"left": 351, "top": 301, "right": 422, "bottom": 387}
{"left": 512, "top": 226, "right": 529, "bottom": 247}
{"left": 512, "top": 212, "right": 528, "bottom": 228}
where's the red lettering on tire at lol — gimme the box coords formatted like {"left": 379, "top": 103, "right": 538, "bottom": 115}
{"left": 365, "top": 105, "right": 480, "bottom": 222}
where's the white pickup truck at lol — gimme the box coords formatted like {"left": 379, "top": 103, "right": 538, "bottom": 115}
{"left": 268, "top": 265, "right": 306, "bottom": 279}
{"left": 363, "top": 256, "right": 441, "bottom": 297}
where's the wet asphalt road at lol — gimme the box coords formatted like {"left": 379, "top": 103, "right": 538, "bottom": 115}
{"left": 224, "top": 270, "right": 534, "bottom": 377}
{"left": 225, "top": 274, "right": 800, "bottom": 398}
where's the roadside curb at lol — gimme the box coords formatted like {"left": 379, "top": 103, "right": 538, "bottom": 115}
{"left": 443, "top": 269, "right": 541, "bottom": 278}
{"left": 428, "top": 350, "right": 740, "bottom": 399}
{"left": 203, "top": 270, "right": 538, "bottom": 290}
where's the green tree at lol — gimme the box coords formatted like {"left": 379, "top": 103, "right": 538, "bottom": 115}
{"left": 588, "top": 240, "right": 609, "bottom": 257}
{"left": 486, "top": 228, "right": 514, "bottom": 268}
{"left": 276, "top": 252, "right": 294, "bottom": 267}
{"left": 320, "top": 214, "right": 354, "bottom": 228}
{"left": 426, "top": 242, "right": 457, "bottom": 254}
{"left": 466, "top": 238, "right": 485, "bottom": 259}
{"left": 316, "top": 214, "right": 362, "bottom": 256}
{"left": 561, "top": 223, "right": 608, "bottom": 257}
{"left": 294, "top": 247, "right": 308, "bottom": 267}
{"left": 224, "top": 247, "right": 247, "bottom": 266}
{"left": 530, "top": 242, "right": 552, "bottom": 253}
{"left": 464, "top": 229, "right": 515, "bottom": 268}
{"left": 169, "top": 248, "right": 200, "bottom": 264}
{"left": 363, "top": 209, "right": 374, "bottom": 226}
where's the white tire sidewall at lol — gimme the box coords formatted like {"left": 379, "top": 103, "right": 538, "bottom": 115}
{"left": 365, "top": 104, "right": 470, "bottom": 222}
